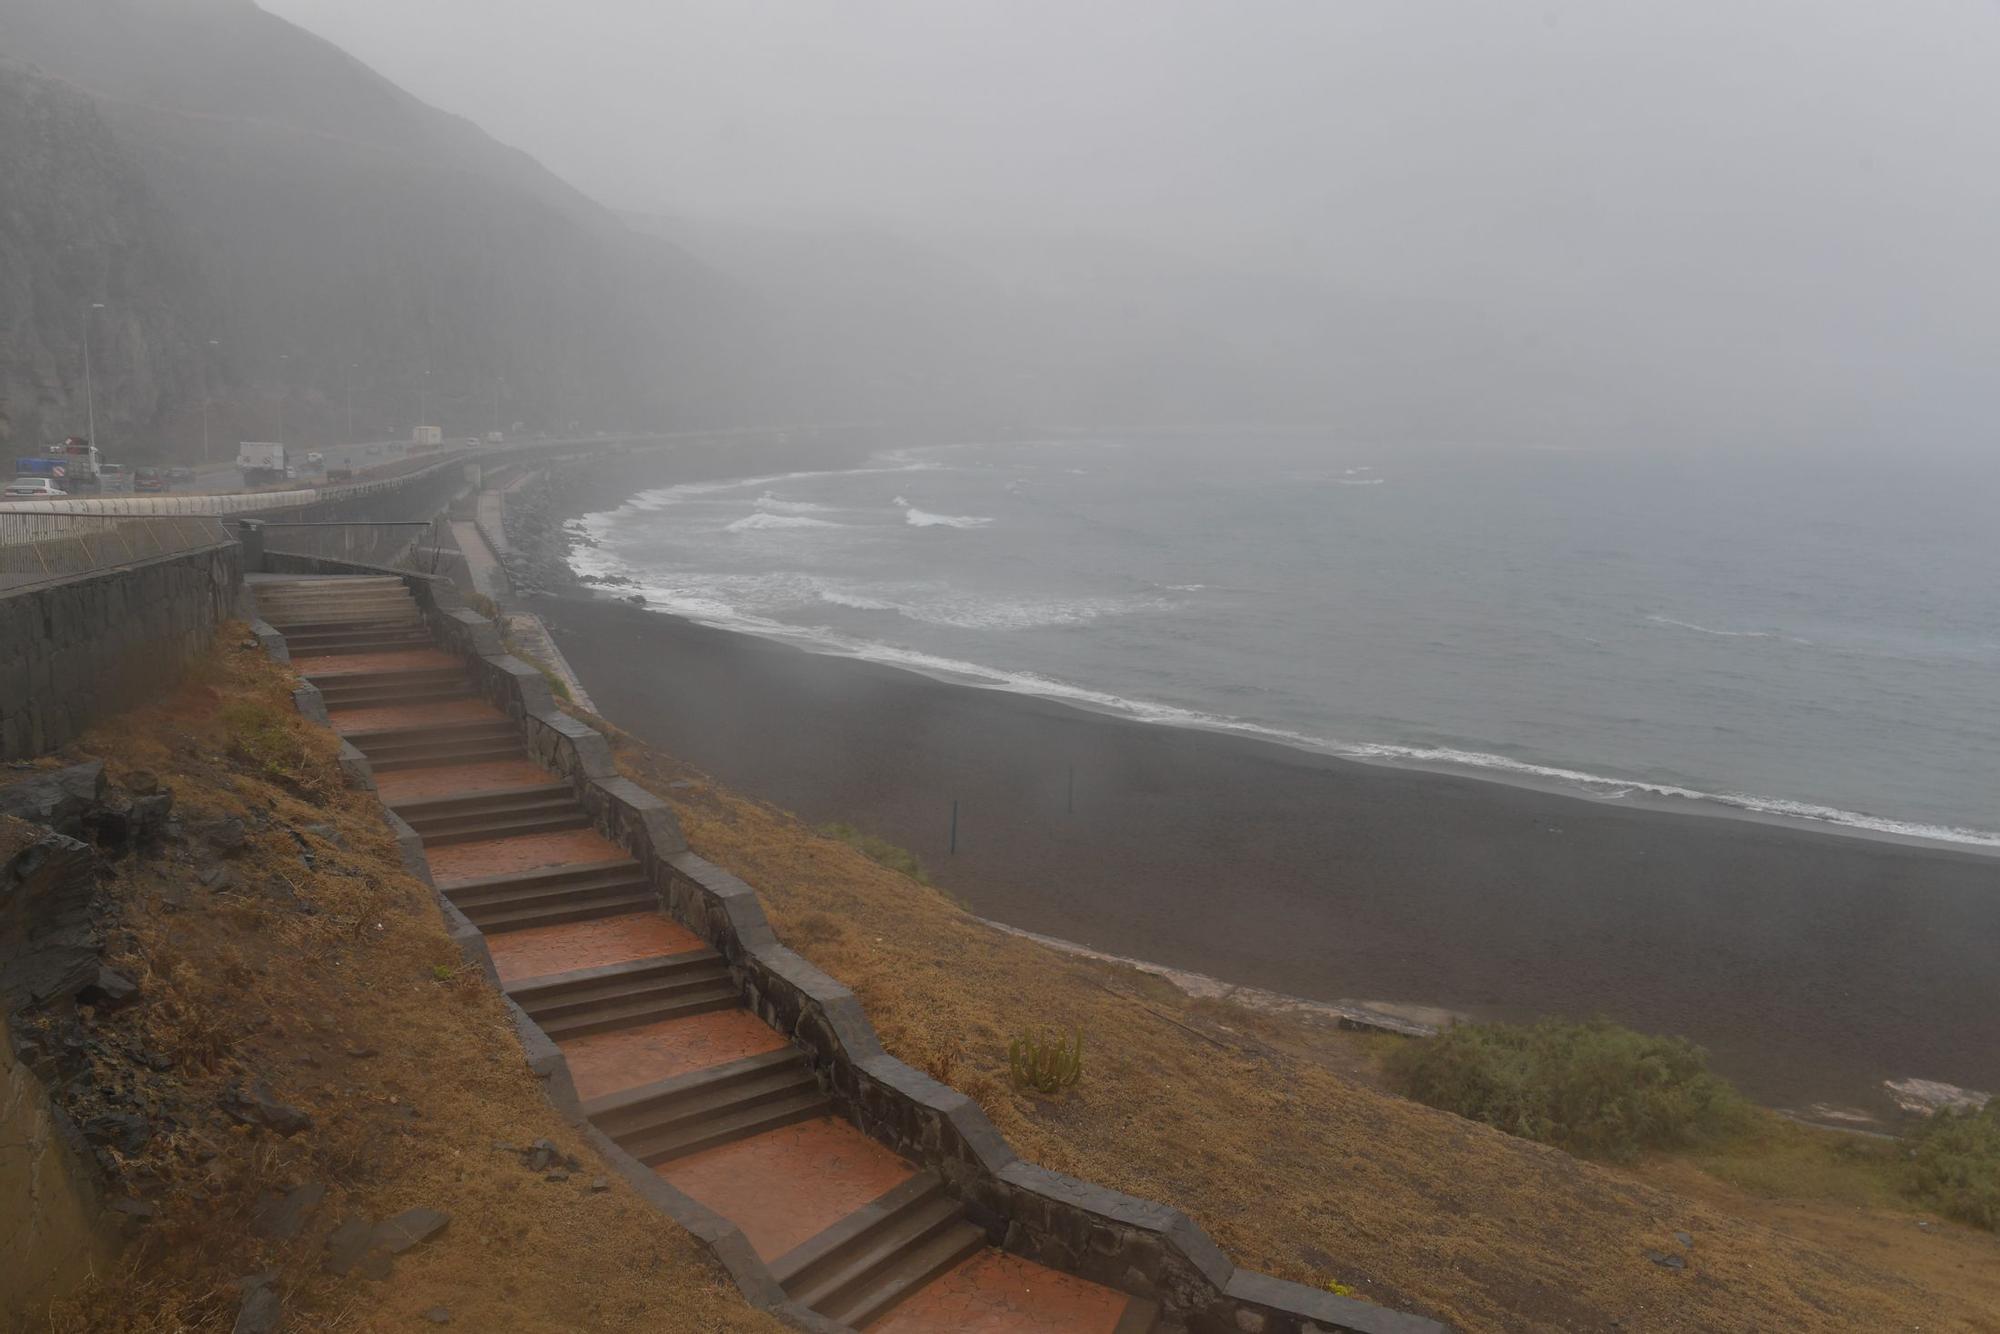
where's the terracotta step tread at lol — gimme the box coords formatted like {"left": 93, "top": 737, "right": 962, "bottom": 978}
{"left": 768, "top": 1176, "right": 948, "bottom": 1288}
{"left": 375, "top": 759, "right": 556, "bottom": 805}
{"left": 463, "top": 890, "right": 662, "bottom": 935}
{"left": 486, "top": 912, "right": 703, "bottom": 986}
{"left": 438, "top": 860, "right": 640, "bottom": 904}
{"left": 580, "top": 1047, "right": 801, "bottom": 1121}
{"left": 368, "top": 745, "right": 529, "bottom": 774}
{"left": 866, "top": 1249, "right": 1146, "bottom": 1334}
{"left": 823, "top": 1220, "right": 987, "bottom": 1328}
{"left": 392, "top": 783, "right": 574, "bottom": 815}
{"left": 619, "top": 1087, "right": 831, "bottom": 1165}
{"left": 428, "top": 829, "right": 633, "bottom": 886}
{"left": 534, "top": 982, "right": 742, "bottom": 1040}
{"left": 291, "top": 649, "right": 462, "bottom": 676}
{"left": 514, "top": 960, "right": 731, "bottom": 1022}
{"left": 507, "top": 949, "right": 724, "bottom": 1002}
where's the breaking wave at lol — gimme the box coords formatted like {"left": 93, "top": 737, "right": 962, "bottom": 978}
{"left": 723, "top": 512, "right": 841, "bottom": 533}
{"left": 893, "top": 496, "right": 992, "bottom": 528}
{"left": 1646, "top": 614, "right": 1812, "bottom": 646}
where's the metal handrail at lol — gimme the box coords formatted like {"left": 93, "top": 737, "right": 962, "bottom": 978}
{"left": 0, "top": 513, "right": 234, "bottom": 594}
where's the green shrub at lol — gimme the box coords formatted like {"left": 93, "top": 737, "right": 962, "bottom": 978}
{"left": 817, "top": 822, "right": 931, "bottom": 885}
{"left": 1384, "top": 1017, "right": 1749, "bottom": 1160}
{"left": 1009, "top": 1025, "right": 1084, "bottom": 1094}
{"left": 1908, "top": 1100, "right": 2000, "bottom": 1230}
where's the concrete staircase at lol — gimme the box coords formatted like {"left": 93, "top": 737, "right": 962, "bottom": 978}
{"left": 261, "top": 575, "right": 1159, "bottom": 1332}
{"left": 439, "top": 862, "right": 660, "bottom": 933}
{"left": 253, "top": 575, "right": 433, "bottom": 655}
{"left": 510, "top": 953, "right": 742, "bottom": 1039}
{"left": 769, "top": 1172, "right": 989, "bottom": 1328}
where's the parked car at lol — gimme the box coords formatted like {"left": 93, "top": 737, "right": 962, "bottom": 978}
{"left": 4, "top": 477, "right": 68, "bottom": 498}
{"left": 305, "top": 451, "right": 325, "bottom": 469}
{"left": 134, "top": 466, "right": 168, "bottom": 492}
{"left": 167, "top": 466, "right": 196, "bottom": 484}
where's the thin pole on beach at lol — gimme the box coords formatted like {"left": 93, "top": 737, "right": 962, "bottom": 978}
{"left": 949, "top": 800, "right": 959, "bottom": 856}
{"left": 1067, "top": 765, "right": 1074, "bottom": 815}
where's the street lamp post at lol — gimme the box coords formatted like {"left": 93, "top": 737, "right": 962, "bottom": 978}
{"left": 201, "top": 339, "right": 220, "bottom": 464}
{"left": 275, "top": 353, "right": 290, "bottom": 445}
{"left": 346, "top": 364, "right": 358, "bottom": 444}
{"left": 83, "top": 303, "right": 105, "bottom": 452}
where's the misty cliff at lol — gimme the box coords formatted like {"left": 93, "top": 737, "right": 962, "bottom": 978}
{"left": 0, "top": 59, "right": 215, "bottom": 456}
{"left": 0, "top": 0, "right": 756, "bottom": 459}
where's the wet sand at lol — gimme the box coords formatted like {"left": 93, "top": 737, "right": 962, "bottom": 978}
{"left": 533, "top": 592, "right": 2000, "bottom": 1118}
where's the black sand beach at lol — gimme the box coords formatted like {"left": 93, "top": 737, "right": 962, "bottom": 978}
{"left": 534, "top": 590, "right": 2000, "bottom": 1118}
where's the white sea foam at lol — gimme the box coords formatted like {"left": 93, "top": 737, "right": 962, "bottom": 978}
{"left": 893, "top": 496, "right": 992, "bottom": 528}
{"left": 1646, "top": 614, "right": 1813, "bottom": 646}
{"left": 811, "top": 578, "right": 1155, "bottom": 630}
{"left": 904, "top": 508, "right": 992, "bottom": 528}
{"left": 1332, "top": 477, "right": 1385, "bottom": 486}
{"left": 723, "top": 512, "right": 841, "bottom": 533}
{"left": 579, "top": 557, "right": 2000, "bottom": 850}
{"left": 816, "top": 588, "right": 899, "bottom": 611}
{"left": 755, "top": 491, "right": 833, "bottom": 514}
{"left": 614, "top": 461, "right": 935, "bottom": 514}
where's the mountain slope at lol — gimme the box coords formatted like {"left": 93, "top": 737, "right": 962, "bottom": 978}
{"left": 0, "top": 58, "right": 213, "bottom": 456}
{"left": 0, "top": 0, "right": 758, "bottom": 457}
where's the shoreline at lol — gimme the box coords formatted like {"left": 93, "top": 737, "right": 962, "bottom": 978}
{"left": 557, "top": 456, "right": 2000, "bottom": 861}
{"left": 506, "top": 447, "right": 2000, "bottom": 1118}
{"left": 531, "top": 590, "right": 2000, "bottom": 1120}
{"left": 575, "top": 566, "right": 2000, "bottom": 862}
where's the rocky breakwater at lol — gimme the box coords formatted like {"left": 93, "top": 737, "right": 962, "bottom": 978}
{"left": 495, "top": 469, "right": 591, "bottom": 598}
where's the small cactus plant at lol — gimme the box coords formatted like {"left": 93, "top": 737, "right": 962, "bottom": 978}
{"left": 1008, "top": 1025, "right": 1084, "bottom": 1094}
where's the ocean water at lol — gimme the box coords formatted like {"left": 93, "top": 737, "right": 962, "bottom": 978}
{"left": 568, "top": 436, "right": 2000, "bottom": 847}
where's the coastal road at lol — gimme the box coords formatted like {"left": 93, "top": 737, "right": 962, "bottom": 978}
{"left": 185, "top": 439, "right": 425, "bottom": 494}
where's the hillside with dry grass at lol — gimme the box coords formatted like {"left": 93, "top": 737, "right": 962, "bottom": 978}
{"left": 24, "top": 633, "right": 770, "bottom": 1333}
{"left": 596, "top": 716, "right": 2000, "bottom": 1334}
{"left": 19, "top": 627, "right": 2000, "bottom": 1333}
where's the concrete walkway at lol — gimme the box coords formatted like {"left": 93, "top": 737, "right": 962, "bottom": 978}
{"left": 256, "top": 575, "right": 1154, "bottom": 1332}
{"left": 448, "top": 519, "right": 507, "bottom": 603}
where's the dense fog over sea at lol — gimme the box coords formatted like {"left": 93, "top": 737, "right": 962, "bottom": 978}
{"left": 570, "top": 436, "right": 2000, "bottom": 847}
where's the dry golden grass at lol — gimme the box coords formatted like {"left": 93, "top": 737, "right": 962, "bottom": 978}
{"left": 38, "top": 631, "right": 774, "bottom": 1334}
{"left": 602, "top": 729, "right": 2000, "bottom": 1334}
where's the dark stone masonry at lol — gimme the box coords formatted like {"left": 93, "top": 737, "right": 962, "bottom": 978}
{"left": 0, "top": 542, "right": 241, "bottom": 761}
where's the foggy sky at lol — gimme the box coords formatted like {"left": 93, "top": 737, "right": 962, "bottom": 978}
{"left": 260, "top": 0, "right": 2000, "bottom": 444}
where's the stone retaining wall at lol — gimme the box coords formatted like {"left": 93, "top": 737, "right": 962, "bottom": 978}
{"left": 0, "top": 542, "right": 240, "bottom": 760}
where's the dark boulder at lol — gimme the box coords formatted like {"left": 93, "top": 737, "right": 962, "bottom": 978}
{"left": 0, "top": 818, "right": 103, "bottom": 1011}
{"left": 0, "top": 762, "right": 107, "bottom": 839}
{"left": 219, "top": 1079, "right": 313, "bottom": 1136}
{"left": 80, "top": 965, "right": 140, "bottom": 1010}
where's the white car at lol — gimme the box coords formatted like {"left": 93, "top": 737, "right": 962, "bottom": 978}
{"left": 4, "top": 477, "right": 68, "bottom": 498}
